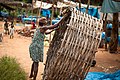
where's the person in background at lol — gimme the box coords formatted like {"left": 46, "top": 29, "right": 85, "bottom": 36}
{"left": 9, "top": 21, "right": 15, "bottom": 39}
{"left": 0, "top": 33, "right": 3, "bottom": 42}
{"left": 4, "top": 20, "right": 9, "bottom": 35}
{"left": 31, "top": 21, "right": 36, "bottom": 29}
{"left": 29, "top": 17, "right": 62, "bottom": 80}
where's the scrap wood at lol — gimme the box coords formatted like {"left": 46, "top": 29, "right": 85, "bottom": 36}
{"left": 16, "top": 27, "right": 35, "bottom": 37}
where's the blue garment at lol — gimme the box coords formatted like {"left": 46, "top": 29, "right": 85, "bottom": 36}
{"left": 106, "top": 37, "right": 111, "bottom": 42}
{"left": 118, "top": 35, "right": 120, "bottom": 46}
{"left": 101, "top": 32, "right": 105, "bottom": 39}
{"left": 41, "top": 9, "right": 51, "bottom": 18}
{"left": 107, "top": 24, "right": 112, "bottom": 29}
{"left": 0, "top": 11, "right": 9, "bottom": 17}
{"left": 76, "top": 7, "right": 100, "bottom": 19}
{"left": 101, "top": 0, "right": 120, "bottom": 13}
{"left": 101, "top": 32, "right": 120, "bottom": 45}
{"left": 85, "top": 70, "right": 120, "bottom": 80}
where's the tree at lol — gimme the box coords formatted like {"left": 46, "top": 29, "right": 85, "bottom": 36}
{"left": 13, "top": 0, "right": 31, "bottom": 3}
{"left": 109, "top": 13, "right": 119, "bottom": 53}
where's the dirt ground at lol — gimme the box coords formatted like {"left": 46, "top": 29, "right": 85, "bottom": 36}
{"left": 0, "top": 21, "right": 120, "bottom": 80}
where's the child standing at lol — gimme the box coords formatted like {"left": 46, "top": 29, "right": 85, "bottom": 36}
{"left": 0, "top": 33, "right": 3, "bottom": 42}
{"left": 9, "top": 21, "right": 15, "bottom": 39}
{"left": 31, "top": 21, "right": 36, "bottom": 29}
{"left": 4, "top": 20, "right": 9, "bottom": 35}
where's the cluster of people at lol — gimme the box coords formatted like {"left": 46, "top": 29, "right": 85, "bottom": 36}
{"left": 4, "top": 20, "right": 15, "bottom": 39}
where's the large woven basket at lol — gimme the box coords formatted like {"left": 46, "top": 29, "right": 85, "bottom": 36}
{"left": 43, "top": 8, "right": 103, "bottom": 80}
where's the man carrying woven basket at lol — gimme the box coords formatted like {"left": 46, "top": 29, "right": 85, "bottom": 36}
{"left": 29, "top": 17, "right": 63, "bottom": 80}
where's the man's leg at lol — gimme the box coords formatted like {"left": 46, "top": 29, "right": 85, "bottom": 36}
{"left": 33, "top": 62, "right": 39, "bottom": 80}
{"left": 29, "top": 62, "right": 34, "bottom": 78}
{"left": 7, "top": 30, "right": 9, "bottom": 35}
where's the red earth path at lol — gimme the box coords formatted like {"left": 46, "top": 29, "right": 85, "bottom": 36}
{"left": 0, "top": 21, "right": 120, "bottom": 80}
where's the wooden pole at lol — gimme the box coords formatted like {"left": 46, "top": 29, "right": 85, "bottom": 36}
{"left": 39, "top": 0, "right": 42, "bottom": 17}
{"left": 31, "top": 0, "right": 33, "bottom": 22}
{"left": 37, "top": 0, "right": 42, "bottom": 26}
{"left": 102, "top": 13, "right": 105, "bottom": 20}
{"left": 49, "top": 2, "right": 55, "bottom": 43}
{"left": 86, "top": 0, "right": 90, "bottom": 14}
{"left": 104, "top": 13, "right": 108, "bottom": 50}
{"left": 59, "top": 7, "right": 62, "bottom": 16}
{"left": 78, "top": 0, "right": 81, "bottom": 9}
{"left": 50, "top": 5, "right": 54, "bottom": 25}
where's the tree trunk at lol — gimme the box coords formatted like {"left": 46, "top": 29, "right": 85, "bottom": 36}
{"left": 109, "top": 13, "right": 118, "bottom": 53}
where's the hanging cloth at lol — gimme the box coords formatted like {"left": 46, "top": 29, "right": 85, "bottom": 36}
{"left": 101, "top": 0, "right": 120, "bottom": 13}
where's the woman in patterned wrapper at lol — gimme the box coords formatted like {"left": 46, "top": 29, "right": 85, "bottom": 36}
{"left": 10, "top": 21, "right": 15, "bottom": 39}
{"left": 29, "top": 17, "right": 62, "bottom": 80}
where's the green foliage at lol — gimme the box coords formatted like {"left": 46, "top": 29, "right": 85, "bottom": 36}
{"left": 2, "top": 8, "right": 8, "bottom": 13}
{"left": 0, "top": 56, "right": 27, "bottom": 80}
{"left": 13, "top": 0, "right": 31, "bottom": 3}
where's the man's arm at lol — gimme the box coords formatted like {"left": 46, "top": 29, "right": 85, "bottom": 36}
{"left": 40, "top": 23, "right": 59, "bottom": 30}
{"left": 45, "top": 29, "right": 54, "bottom": 34}
{"left": 41, "top": 17, "right": 65, "bottom": 30}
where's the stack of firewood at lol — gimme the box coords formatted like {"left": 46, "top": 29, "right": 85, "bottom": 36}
{"left": 16, "top": 27, "right": 35, "bottom": 37}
